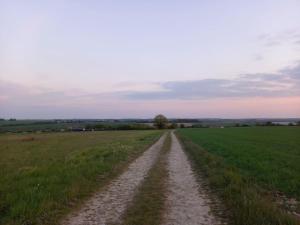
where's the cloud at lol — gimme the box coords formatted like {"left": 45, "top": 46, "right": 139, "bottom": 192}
{"left": 279, "top": 62, "right": 300, "bottom": 80}
{"left": 258, "top": 30, "right": 300, "bottom": 47}
{"left": 1, "top": 62, "right": 300, "bottom": 118}
{"left": 125, "top": 62, "right": 300, "bottom": 100}
{"left": 253, "top": 54, "right": 263, "bottom": 61}
{"left": 1, "top": 63, "right": 300, "bottom": 104}
{"left": 0, "top": 80, "right": 132, "bottom": 118}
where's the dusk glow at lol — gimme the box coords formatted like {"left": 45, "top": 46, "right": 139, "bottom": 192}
{"left": 1, "top": 0, "right": 300, "bottom": 118}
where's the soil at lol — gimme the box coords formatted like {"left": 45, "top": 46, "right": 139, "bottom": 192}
{"left": 162, "top": 132, "right": 222, "bottom": 225}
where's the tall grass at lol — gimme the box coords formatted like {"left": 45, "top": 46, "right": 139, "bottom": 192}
{"left": 0, "top": 131, "right": 162, "bottom": 225}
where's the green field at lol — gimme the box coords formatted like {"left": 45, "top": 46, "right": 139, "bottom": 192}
{"left": 177, "top": 127, "right": 300, "bottom": 225}
{"left": 0, "top": 130, "right": 162, "bottom": 225}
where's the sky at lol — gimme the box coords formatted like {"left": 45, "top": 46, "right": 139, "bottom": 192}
{"left": 0, "top": 0, "right": 300, "bottom": 119}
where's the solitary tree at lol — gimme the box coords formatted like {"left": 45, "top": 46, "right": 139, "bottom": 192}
{"left": 168, "top": 123, "right": 178, "bottom": 129}
{"left": 154, "top": 114, "right": 168, "bottom": 129}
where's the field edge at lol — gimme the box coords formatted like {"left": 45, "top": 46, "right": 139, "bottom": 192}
{"left": 175, "top": 131, "right": 299, "bottom": 225}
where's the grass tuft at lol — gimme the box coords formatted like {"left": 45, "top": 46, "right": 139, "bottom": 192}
{"left": 122, "top": 132, "right": 171, "bottom": 225}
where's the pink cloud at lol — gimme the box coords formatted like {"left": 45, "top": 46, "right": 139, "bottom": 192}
{"left": 1, "top": 78, "right": 299, "bottom": 119}
{"left": 125, "top": 97, "right": 300, "bottom": 118}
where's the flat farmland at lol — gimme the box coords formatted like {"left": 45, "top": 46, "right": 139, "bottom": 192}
{"left": 177, "top": 127, "right": 300, "bottom": 224}
{"left": 0, "top": 130, "right": 162, "bottom": 225}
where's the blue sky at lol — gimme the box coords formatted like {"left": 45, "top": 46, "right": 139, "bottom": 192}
{"left": 0, "top": 0, "right": 300, "bottom": 118}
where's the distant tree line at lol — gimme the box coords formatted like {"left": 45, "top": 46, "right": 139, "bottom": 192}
{"left": 85, "top": 123, "right": 154, "bottom": 131}
{"left": 255, "top": 121, "right": 299, "bottom": 126}
{"left": 1, "top": 116, "right": 299, "bottom": 133}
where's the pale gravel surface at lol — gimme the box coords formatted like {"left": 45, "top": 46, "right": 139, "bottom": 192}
{"left": 62, "top": 134, "right": 165, "bottom": 225}
{"left": 163, "top": 132, "right": 222, "bottom": 225}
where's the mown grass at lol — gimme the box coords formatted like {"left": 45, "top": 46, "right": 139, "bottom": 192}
{"left": 122, "top": 132, "right": 171, "bottom": 225}
{"left": 177, "top": 127, "right": 300, "bottom": 225}
{"left": 0, "top": 130, "right": 162, "bottom": 225}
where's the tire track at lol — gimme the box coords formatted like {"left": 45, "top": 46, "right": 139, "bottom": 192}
{"left": 62, "top": 134, "right": 166, "bottom": 225}
{"left": 163, "top": 132, "right": 221, "bottom": 225}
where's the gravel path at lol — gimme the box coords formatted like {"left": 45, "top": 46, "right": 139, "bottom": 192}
{"left": 63, "top": 134, "right": 166, "bottom": 225}
{"left": 163, "top": 132, "right": 221, "bottom": 225}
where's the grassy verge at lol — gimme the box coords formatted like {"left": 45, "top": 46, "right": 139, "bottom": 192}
{"left": 176, "top": 131, "right": 299, "bottom": 225}
{"left": 122, "top": 132, "right": 171, "bottom": 225}
{"left": 0, "top": 130, "right": 162, "bottom": 225}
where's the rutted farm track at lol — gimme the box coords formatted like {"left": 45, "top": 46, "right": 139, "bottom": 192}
{"left": 62, "top": 132, "right": 222, "bottom": 225}
{"left": 163, "top": 132, "right": 221, "bottom": 225}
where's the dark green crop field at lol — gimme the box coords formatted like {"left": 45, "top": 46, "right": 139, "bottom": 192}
{"left": 178, "top": 127, "right": 300, "bottom": 198}
{"left": 177, "top": 127, "right": 300, "bottom": 225}
{"left": 0, "top": 130, "right": 162, "bottom": 225}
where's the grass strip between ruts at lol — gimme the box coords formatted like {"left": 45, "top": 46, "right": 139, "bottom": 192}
{"left": 121, "top": 132, "right": 171, "bottom": 225}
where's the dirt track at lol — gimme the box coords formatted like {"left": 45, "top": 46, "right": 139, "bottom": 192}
{"left": 62, "top": 134, "right": 165, "bottom": 225}
{"left": 63, "top": 132, "right": 222, "bottom": 225}
{"left": 163, "top": 132, "right": 221, "bottom": 225}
